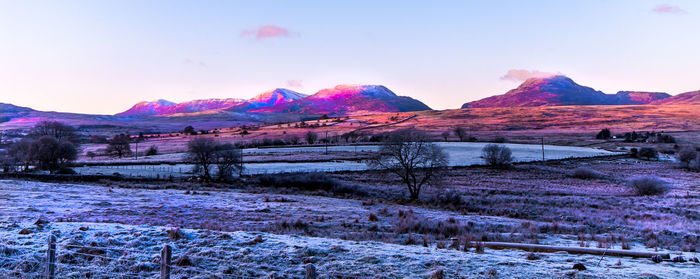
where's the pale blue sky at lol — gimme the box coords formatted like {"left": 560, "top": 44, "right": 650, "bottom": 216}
{"left": 1, "top": 0, "right": 698, "bottom": 114}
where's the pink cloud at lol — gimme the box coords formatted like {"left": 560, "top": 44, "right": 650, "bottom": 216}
{"left": 500, "top": 69, "right": 561, "bottom": 82}
{"left": 241, "top": 25, "right": 293, "bottom": 39}
{"left": 286, "top": 80, "right": 303, "bottom": 88}
{"left": 653, "top": 4, "right": 686, "bottom": 14}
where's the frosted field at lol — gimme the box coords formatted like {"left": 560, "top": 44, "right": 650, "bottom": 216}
{"left": 0, "top": 180, "right": 696, "bottom": 278}
{"left": 73, "top": 143, "right": 618, "bottom": 177}
{"left": 2, "top": 223, "right": 696, "bottom": 279}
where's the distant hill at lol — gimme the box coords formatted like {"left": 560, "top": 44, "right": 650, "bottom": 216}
{"left": 652, "top": 90, "right": 700, "bottom": 105}
{"left": 462, "top": 76, "right": 672, "bottom": 108}
{"left": 614, "top": 91, "right": 671, "bottom": 105}
{"left": 0, "top": 103, "right": 35, "bottom": 114}
{"left": 252, "top": 85, "right": 431, "bottom": 115}
{"left": 0, "top": 103, "right": 35, "bottom": 123}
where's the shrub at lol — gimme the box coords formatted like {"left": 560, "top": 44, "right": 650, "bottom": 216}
{"left": 626, "top": 176, "right": 670, "bottom": 196}
{"left": 368, "top": 213, "right": 378, "bottom": 222}
{"left": 329, "top": 183, "right": 369, "bottom": 197}
{"left": 55, "top": 167, "right": 76, "bottom": 175}
{"left": 678, "top": 148, "right": 697, "bottom": 166}
{"left": 424, "top": 189, "right": 464, "bottom": 209}
{"left": 256, "top": 172, "right": 339, "bottom": 191}
{"left": 482, "top": 144, "right": 513, "bottom": 168}
{"left": 493, "top": 135, "right": 506, "bottom": 143}
{"left": 689, "top": 158, "right": 700, "bottom": 172}
{"left": 636, "top": 147, "right": 658, "bottom": 160}
{"left": 571, "top": 167, "right": 602, "bottom": 179}
{"left": 146, "top": 145, "right": 158, "bottom": 156}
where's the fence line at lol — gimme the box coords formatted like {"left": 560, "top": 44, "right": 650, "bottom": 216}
{"left": 1, "top": 233, "right": 323, "bottom": 279}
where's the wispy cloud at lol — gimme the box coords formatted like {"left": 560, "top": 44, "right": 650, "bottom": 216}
{"left": 286, "top": 80, "right": 303, "bottom": 88}
{"left": 500, "top": 69, "right": 561, "bottom": 82}
{"left": 183, "top": 58, "right": 207, "bottom": 68}
{"left": 241, "top": 25, "right": 295, "bottom": 39}
{"left": 652, "top": 4, "right": 686, "bottom": 14}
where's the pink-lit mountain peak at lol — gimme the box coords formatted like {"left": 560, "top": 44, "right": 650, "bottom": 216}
{"left": 512, "top": 75, "right": 579, "bottom": 93}
{"left": 247, "top": 88, "right": 307, "bottom": 106}
{"left": 251, "top": 84, "right": 430, "bottom": 115}
{"left": 462, "top": 75, "right": 675, "bottom": 108}
{"left": 116, "top": 98, "right": 247, "bottom": 117}
{"left": 314, "top": 85, "right": 396, "bottom": 99}
{"left": 117, "top": 99, "right": 176, "bottom": 116}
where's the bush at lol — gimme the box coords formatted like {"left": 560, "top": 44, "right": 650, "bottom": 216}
{"left": 256, "top": 172, "right": 339, "bottom": 191}
{"left": 329, "top": 183, "right": 369, "bottom": 196}
{"left": 678, "top": 148, "right": 697, "bottom": 166}
{"left": 55, "top": 167, "right": 77, "bottom": 175}
{"left": 482, "top": 144, "right": 513, "bottom": 168}
{"left": 424, "top": 189, "right": 464, "bottom": 209}
{"left": 689, "top": 158, "right": 700, "bottom": 172}
{"left": 626, "top": 176, "right": 670, "bottom": 196}
{"left": 146, "top": 146, "right": 158, "bottom": 156}
{"left": 636, "top": 147, "right": 658, "bottom": 160}
{"left": 571, "top": 167, "right": 602, "bottom": 179}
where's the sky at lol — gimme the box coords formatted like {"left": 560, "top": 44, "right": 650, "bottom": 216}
{"left": 1, "top": 0, "right": 699, "bottom": 115}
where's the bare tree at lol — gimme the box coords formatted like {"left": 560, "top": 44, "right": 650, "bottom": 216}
{"left": 106, "top": 134, "right": 132, "bottom": 158}
{"left": 288, "top": 135, "right": 300, "bottom": 145}
{"left": 305, "top": 132, "right": 318, "bottom": 145}
{"left": 8, "top": 138, "right": 34, "bottom": 171}
{"left": 55, "top": 140, "right": 78, "bottom": 168}
{"left": 31, "top": 121, "right": 79, "bottom": 144}
{"left": 187, "top": 137, "right": 218, "bottom": 179}
{"left": 367, "top": 130, "right": 448, "bottom": 200}
{"left": 453, "top": 127, "right": 466, "bottom": 142}
{"left": 482, "top": 144, "right": 513, "bottom": 168}
{"left": 184, "top": 126, "right": 196, "bottom": 135}
{"left": 441, "top": 131, "right": 450, "bottom": 141}
{"left": 30, "top": 136, "right": 77, "bottom": 173}
{"left": 0, "top": 150, "right": 15, "bottom": 173}
{"left": 214, "top": 143, "right": 244, "bottom": 181}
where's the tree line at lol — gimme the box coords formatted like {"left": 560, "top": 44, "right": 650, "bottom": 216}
{"left": 1, "top": 121, "right": 79, "bottom": 173}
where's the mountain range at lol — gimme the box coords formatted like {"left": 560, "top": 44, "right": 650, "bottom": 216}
{"left": 1, "top": 78, "right": 698, "bottom": 132}
{"left": 116, "top": 85, "right": 429, "bottom": 117}
{"left": 461, "top": 75, "right": 697, "bottom": 108}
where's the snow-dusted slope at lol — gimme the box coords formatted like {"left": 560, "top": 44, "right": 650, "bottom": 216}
{"left": 252, "top": 85, "right": 431, "bottom": 115}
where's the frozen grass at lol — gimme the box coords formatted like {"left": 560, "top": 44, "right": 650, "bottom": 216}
{"left": 1, "top": 157, "right": 699, "bottom": 277}
{"left": 335, "top": 158, "right": 700, "bottom": 251}
{"left": 0, "top": 222, "right": 698, "bottom": 279}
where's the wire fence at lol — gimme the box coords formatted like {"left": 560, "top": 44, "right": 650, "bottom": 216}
{"left": 0, "top": 232, "right": 326, "bottom": 279}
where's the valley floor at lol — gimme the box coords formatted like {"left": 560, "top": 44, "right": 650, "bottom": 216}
{"left": 1, "top": 156, "right": 699, "bottom": 278}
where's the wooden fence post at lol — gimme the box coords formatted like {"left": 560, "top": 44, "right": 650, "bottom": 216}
{"left": 45, "top": 234, "right": 56, "bottom": 279}
{"left": 160, "top": 244, "right": 172, "bottom": 279}
{"left": 305, "top": 264, "right": 317, "bottom": 279}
